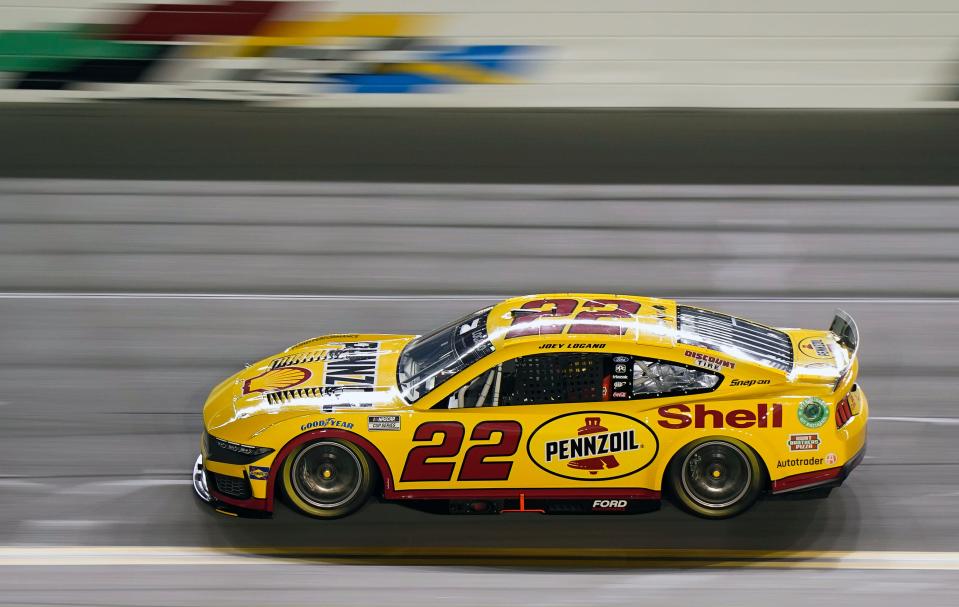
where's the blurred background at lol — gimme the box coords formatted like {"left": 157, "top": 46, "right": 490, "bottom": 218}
{"left": 2, "top": 1, "right": 959, "bottom": 606}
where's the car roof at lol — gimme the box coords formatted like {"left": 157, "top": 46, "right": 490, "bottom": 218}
{"left": 484, "top": 293, "right": 795, "bottom": 376}
{"left": 486, "top": 293, "right": 679, "bottom": 350}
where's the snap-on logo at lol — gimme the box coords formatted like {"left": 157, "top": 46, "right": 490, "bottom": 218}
{"left": 657, "top": 403, "right": 783, "bottom": 429}
{"left": 527, "top": 411, "right": 658, "bottom": 482}
{"left": 728, "top": 378, "right": 771, "bottom": 387}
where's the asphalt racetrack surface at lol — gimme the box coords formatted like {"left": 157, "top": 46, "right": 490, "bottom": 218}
{"left": 1, "top": 180, "right": 959, "bottom": 605}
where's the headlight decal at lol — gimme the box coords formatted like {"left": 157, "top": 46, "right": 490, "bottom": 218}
{"left": 205, "top": 433, "right": 274, "bottom": 464}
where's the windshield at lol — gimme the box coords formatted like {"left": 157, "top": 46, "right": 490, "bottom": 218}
{"left": 398, "top": 307, "right": 495, "bottom": 402}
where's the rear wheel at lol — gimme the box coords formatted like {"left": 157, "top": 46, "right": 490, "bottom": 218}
{"left": 280, "top": 439, "right": 374, "bottom": 519}
{"left": 668, "top": 438, "right": 763, "bottom": 519}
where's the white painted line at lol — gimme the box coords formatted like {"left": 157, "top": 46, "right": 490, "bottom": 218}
{"left": 0, "top": 479, "right": 46, "bottom": 489}
{"left": 23, "top": 520, "right": 123, "bottom": 528}
{"left": 2, "top": 546, "right": 959, "bottom": 570}
{"left": 0, "top": 292, "right": 503, "bottom": 302}
{"left": 60, "top": 479, "right": 193, "bottom": 496}
{"left": 5, "top": 179, "right": 959, "bottom": 200}
{"left": 872, "top": 416, "right": 959, "bottom": 425}
{"left": 2, "top": 292, "right": 959, "bottom": 304}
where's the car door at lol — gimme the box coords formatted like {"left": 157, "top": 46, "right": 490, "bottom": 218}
{"left": 394, "top": 351, "right": 663, "bottom": 494}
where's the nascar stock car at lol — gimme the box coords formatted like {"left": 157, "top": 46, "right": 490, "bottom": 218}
{"left": 193, "top": 293, "right": 867, "bottom": 519}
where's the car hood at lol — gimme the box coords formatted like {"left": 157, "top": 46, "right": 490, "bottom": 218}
{"left": 204, "top": 334, "right": 414, "bottom": 432}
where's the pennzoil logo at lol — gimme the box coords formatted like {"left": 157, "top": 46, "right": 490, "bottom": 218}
{"left": 323, "top": 342, "right": 381, "bottom": 387}
{"left": 527, "top": 412, "right": 658, "bottom": 481}
{"left": 243, "top": 367, "right": 311, "bottom": 394}
{"left": 798, "top": 337, "right": 832, "bottom": 359}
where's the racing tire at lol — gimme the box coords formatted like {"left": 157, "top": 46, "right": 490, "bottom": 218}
{"left": 667, "top": 437, "right": 763, "bottom": 519}
{"left": 280, "top": 439, "right": 374, "bottom": 519}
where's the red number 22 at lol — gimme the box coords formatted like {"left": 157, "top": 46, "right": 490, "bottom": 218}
{"left": 506, "top": 298, "right": 640, "bottom": 338}
{"left": 400, "top": 421, "right": 522, "bottom": 483}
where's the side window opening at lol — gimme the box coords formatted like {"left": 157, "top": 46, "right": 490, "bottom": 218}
{"left": 632, "top": 358, "right": 720, "bottom": 398}
{"left": 440, "top": 353, "right": 721, "bottom": 409}
{"left": 443, "top": 353, "right": 609, "bottom": 409}
{"left": 507, "top": 353, "right": 606, "bottom": 405}
{"left": 449, "top": 366, "right": 502, "bottom": 409}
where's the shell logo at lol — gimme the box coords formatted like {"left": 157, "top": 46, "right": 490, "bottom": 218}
{"left": 242, "top": 367, "right": 311, "bottom": 394}
{"left": 526, "top": 411, "right": 659, "bottom": 481}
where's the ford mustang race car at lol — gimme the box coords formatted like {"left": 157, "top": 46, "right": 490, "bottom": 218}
{"left": 193, "top": 294, "right": 867, "bottom": 519}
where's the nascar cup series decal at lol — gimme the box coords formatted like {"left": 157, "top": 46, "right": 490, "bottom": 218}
{"left": 527, "top": 411, "right": 658, "bottom": 481}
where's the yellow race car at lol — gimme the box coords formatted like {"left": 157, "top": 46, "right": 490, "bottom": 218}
{"left": 193, "top": 294, "right": 867, "bottom": 519}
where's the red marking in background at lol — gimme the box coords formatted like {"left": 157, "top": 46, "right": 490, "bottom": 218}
{"left": 112, "top": 1, "right": 284, "bottom": 42}
{"left": 502, "top": 493, "right": 545, "bottom": 514}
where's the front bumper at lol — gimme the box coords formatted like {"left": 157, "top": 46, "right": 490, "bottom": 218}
{"left": 192, "top": 453, "right": 271, "bottom": 516}
{"left": 192, "top": 454, "right": 213, "bottom": 502}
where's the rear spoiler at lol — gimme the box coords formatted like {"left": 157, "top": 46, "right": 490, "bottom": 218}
{"left": 829, "top": 309, "right": 860, "bottom": 390}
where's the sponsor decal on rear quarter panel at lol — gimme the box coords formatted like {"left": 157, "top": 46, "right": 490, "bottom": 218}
{"left": 527, "top": 411, "right": 658, "bottom": 481}
{"left": 798, "top": 397, "right": 830, "bottom": 428}
{"left": 787, "top": 433, "right": 821, "bottom": 452}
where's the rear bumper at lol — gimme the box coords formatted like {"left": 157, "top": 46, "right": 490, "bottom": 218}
{"left": 771, "top": 442, "right": 866, "bottom": 494}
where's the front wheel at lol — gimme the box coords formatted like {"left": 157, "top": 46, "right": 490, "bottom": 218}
{"left": 280, "top": 439, "right": 374, "bottom": 519}
{"left": 667, "top": 438, "right": 763, "bottom": 519}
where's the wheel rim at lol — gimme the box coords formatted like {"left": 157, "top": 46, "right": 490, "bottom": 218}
{"left": 290, "top": 442, "right": 363, "bottom": 509}
{"left": 680, "top": 441, "right": 752, "bottom": 509}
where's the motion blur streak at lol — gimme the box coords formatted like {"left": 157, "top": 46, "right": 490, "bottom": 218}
{"left": 3, "top": 180, "right": 959, "bottom": 296}
{"left": 5, "top": 546, "right": 959, "bottom": 570}
{"left": 2, "top": 179, "right": 959, "bottom": 606}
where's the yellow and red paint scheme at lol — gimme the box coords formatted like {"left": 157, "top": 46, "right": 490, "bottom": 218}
{"left": 195, "top": 293, "right": 867, "bottom": 515}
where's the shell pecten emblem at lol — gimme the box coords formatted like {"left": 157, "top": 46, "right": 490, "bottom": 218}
{"left": 527, "top": 411, "right": 659, "bottom": 481}
{"left": 242, "top": 367, "right": 311, "bottom": 394}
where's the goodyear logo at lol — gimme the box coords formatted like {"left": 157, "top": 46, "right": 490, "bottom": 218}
{"left": 527, "top": 412, "right": 658, "bottom": 481}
